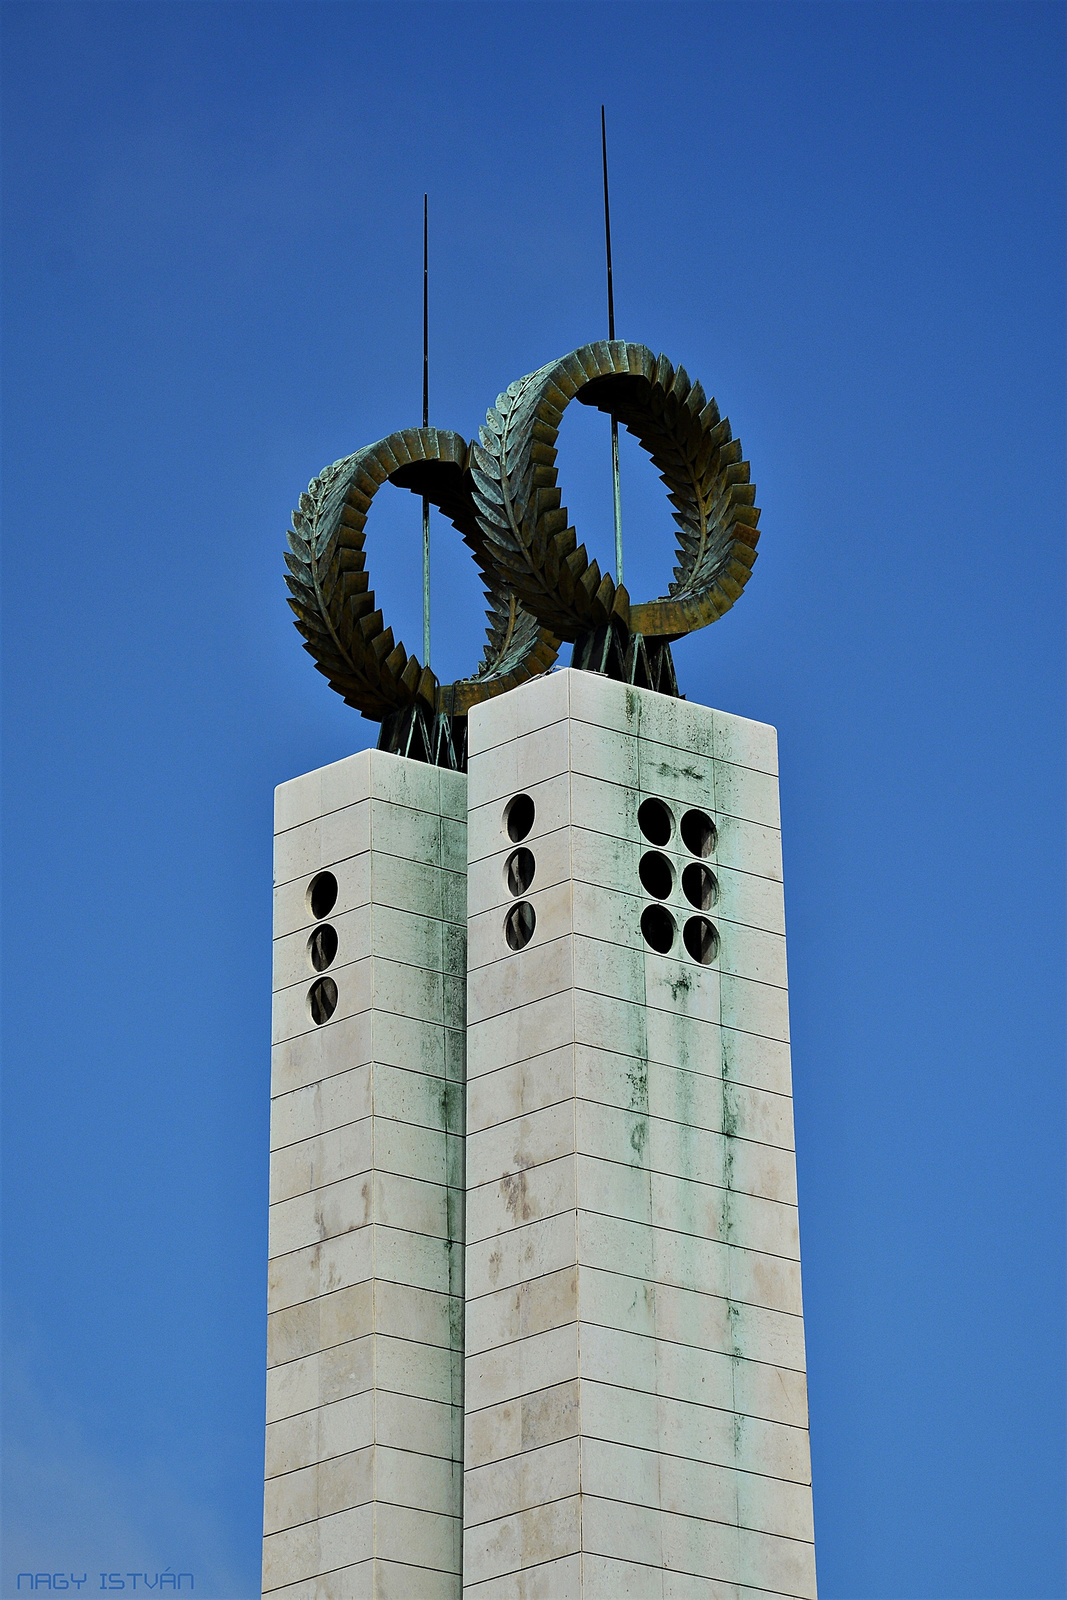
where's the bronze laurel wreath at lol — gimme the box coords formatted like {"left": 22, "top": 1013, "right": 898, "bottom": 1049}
{"left": 284, "top": 428, "right": 559, "bottom": 722}
{"left": 284, "top": 342, "right": 759, "bottom": 725}
{"left": 470, "top": 341, "right": 759, "bottom": 643}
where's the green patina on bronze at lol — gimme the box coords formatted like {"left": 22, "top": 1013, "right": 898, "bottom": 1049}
{"left": 284, "top": 342, "right": 760, "bottom": 767}
{"left": 470, "top": 341, "right": 759, "bottom": 645}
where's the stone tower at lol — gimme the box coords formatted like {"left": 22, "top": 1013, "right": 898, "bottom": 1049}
{"left": 261, "top": 670, "right": 815, "bottom": 1599}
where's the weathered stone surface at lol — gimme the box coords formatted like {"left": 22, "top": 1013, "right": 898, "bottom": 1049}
{"left": 462, "top": 670, "right": 815, "bottom": 1598}
{"left": 264, "top": 750, "right": 466, "bottom": 1599}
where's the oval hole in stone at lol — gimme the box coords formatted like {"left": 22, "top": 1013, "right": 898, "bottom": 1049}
{"left": 682, "top": 863, "right": 718, "bottom": 911}
{"left": 308, "top": 923, "right": 338, "bottom": 972}
{"left": 638, "top": 797, "right": 673, "bottom": 847}
{"left": 505, "top": 793, "right": 535, "bottom": 842}
{"left": 307, "top": 870, "right": 338, "bottom": 920}
{"left": 640, "top": 903, "right": 676, "bottom": 954}
{"left": 683, "top": 916, "right": 720, "bottom": 965}
{"left": 308, "top": 976, "right": 338, "bottom": 1024}
{"left": 639, "top": 851, "right": 673, "bottom": 900}
{"left": 680, "top": 809, "right": 717, "bottom": 858}
{"left": 505, "top": 901, "right": 536, "bottom": 951}
{"left": 505, "top": 847, "right": 536, "bottom": 896}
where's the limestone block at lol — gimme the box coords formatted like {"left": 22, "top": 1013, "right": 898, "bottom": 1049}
{"left": 468, "top": 932, "right": 573, "bottom": 1023}
{"left": 467, "top": 668, "right": 571, "bottom": 758}
{"left": 466, "top": 1211, "right": 578, "bottom": 1300}
{"left": 359, "top": 852, "right": 463, "bottom": 921}
{"left": 726, "top": 1080, "right": 796, "bottom": 1151}
{"left": 269, "top": 1014, "right": 372, "bottom": 1099}
{"left": 466, "top": 1100, "right": 576, "bottom": 1188}
{"left": 464, "top": 1267, "right": 579, "bottom": 1357}
{"left": 573, "top": 1102, "right": 798, "bottom": 1206}
{"left": 375, "top": 1390, "right": 461, "bottom": 1460}
{"left": 262, "top": 1502, "right": 373, "bottom": 1591}
{"left": 374, "top": 1332, "right": 457, "bottom": 1405}
{"left": 372, "top": 1558, "right": 461, "bottom": 1599}
{"left": 268, "top": 1172, "right": 373, "bottom": 1258}
{"left": 581, "top": 1435, "right": 729, "bottom": 1521}
{"left": 262, "top": 1445, "right": 374, "bottom": 1535}
{"left": 467, "top": 772, "right": 571, "bottom": 868}
{"left": 713, "top": 813, "right": 783, "bottom": 884}
{"left": 273, "top": 803, "right": 372, "bottom": 893}
{"left": 464, "top": 1437, "right": 580, "bottom": 1528}
{"left": 570, "top": 1045, "right": 795, "bottom": 1152}
{"left": 577, "top": 1212, "right": 803, "bottom": 1314}
{"left": 270, "top": 1064, "right": 374, "bottom": 1152}
{"left": 569, "top": 771, "right": 639, "bottom": 843}
{"left": 366, "top": 956, "right": 453, "bottom": 1028}
{"left": 736, "top": 1468, "right": 817, "bottom": 1543}
{"left": 370, "top": 1062, "right": 464, "bottom": 1133}
{"left": 267, "top": 1230, "right": 373, "bottom": 1315}
{"left": 635, "top": 736, "right": 717, "bottom": 816}
{"left": 737, "top": 1525, "right": 817, "bottom": 1598}
{"left": 273, "top": 902, "right": 371, "bottom": 990}
{"left": 468, "top": 824, "right": 572, "bottom": 918}
{"left": 265, "top": 1334, "right": 373, "bottom": 1423}
{"left": 366, "top": 804, "right": 444, "bottom": 869}
{"left": 466, "top": 991, "right": 575, "bottom": 1081}
{"left": 465, "top": 1321, "right": 580, "bottom": 1412}
{"left": 467, "top": 879, "right": 574, "bottom": 975}
{"left": 648, "top": 1170, "right": 801, "bottom": 1261}
{"left": 268, "top": 1119, "right": 374, "bottom": 1205}
{"left": 375, "top": 1501, "right": 462, "bottom": 1573}
{"left": 463, "top": 1494, "right": 582, "bottom": 1587}
{"left": 375, "top": 1122, "right": 463, "bottom": 1190}
{"left": 718, "top": 1026, "right": 794, "bottom": 1099}
{"left": 569, "top": 991, "right": 714, "bottom": 1081}
{"left": 367, "top": 1169, "right": 450, "bottom": 1241}
{"left": 465, "top": 1378, "right": 582, "bottom": 1469}
{"left": 571, "top": 936, "right": 721, "bottom": 1026}
{"left": 466, "top": 719, "right": 571, "bottom": 812}
{"left": 573, "top": 1553, "right": 665, "bottom": 1600}
{"left": 467, "top": 1047, "right": 576, "bottom": 1134}
{"left": 466, "top": 1153, "right": 577, "bottom": 1244}
{"left": 373, "top": 1280, "right": 456, "bottom": 1349}
{"left": 464, "top": 1554, "right": 582, "bottom": 1600}
{"left": 264, "top": 1391, "right": 374, "bottom": 1478}
{"left": 712, "top": 760, "right": 782, "bottom": 831}
{"left": 719, "top": 972, "right": 791, "bottom": 1043}
{"left": 714, "top": 920, "right": 788, "bottom": 988}
{"left": 372, "top": 1222, "right": 461, "bottom": 1295}
{"left": 578, "top": 1378, "right": 811, "bottom": 1483}
{"left": 266, "top": 1281, "right": 373, "bottom": 1369}
{"left": 575, "top": 1267, "right": 806, "bottom": 1372}
{"left": 271, "top": 957, "right": 373, "bottom": 1047}
{"left": 570, "top": 719, "right": 641, "bottom": 790}
{"left": 712, "top": 862, "right": 786, "bottom": 935}
{"left": 374, "top": 1445, "right": 462, "bottom": 1516}
{"left": 260, "top": 1564, "right": 372, "bottom": 1600}
{"left": 713, "top": 711, "right": 779, "bottom": 778}
{"left": 581, "top": 1495, "right": 738, "bottom": 1581}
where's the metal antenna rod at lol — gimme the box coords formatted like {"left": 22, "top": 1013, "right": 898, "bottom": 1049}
{"left": 422, "top": 193, "right": 431, "bottom": 667}
{"left": 601, "top": 106, "right": 623, "bottom": 588}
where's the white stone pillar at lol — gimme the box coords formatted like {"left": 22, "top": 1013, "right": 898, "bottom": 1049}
{"left": 462, "top": 669, "right": 816, "bottom": 1599}
{"left": 263, "top": 750, "right": 466, "bottom": 1600}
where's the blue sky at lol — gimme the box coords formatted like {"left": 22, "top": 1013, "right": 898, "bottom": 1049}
{"left": 1, "top": 2, "right": 1063, "bottom": 1596}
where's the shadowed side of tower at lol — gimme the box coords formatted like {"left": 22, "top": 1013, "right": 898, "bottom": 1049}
{"left": 263, "top": 752, "right": 466, "bottom": 1598}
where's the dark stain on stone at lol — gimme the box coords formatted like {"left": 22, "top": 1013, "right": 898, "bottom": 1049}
{"left": 501, "top": 1169, "right": 532, "bottom": 1222}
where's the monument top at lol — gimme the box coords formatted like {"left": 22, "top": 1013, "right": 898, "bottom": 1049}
{"left": 284, "top": 340, "right": 760, "bottom": 767}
